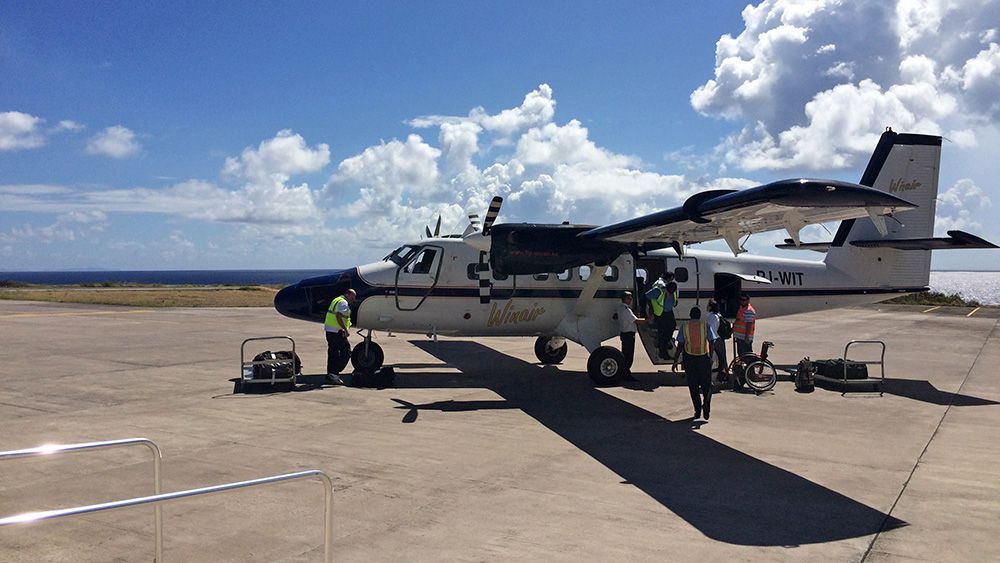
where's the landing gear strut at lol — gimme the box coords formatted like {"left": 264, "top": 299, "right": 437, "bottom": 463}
{"left": 587, "top": 346, "right": 627, "bottom": 385}
{"left": 534, "top": 336, "right": 568, "bottom": 364}
{"left": 351, "top": 330, "right": 384, "bottom": 372}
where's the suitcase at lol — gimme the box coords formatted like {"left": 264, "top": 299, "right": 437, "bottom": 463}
{"left": 816, "top": 358, "right": 868, "bottom": 380}
{"left": 250, "top": 350, "right": 301, "bottom": 380}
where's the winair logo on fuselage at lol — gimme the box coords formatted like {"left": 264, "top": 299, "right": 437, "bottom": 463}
{"left": 487, "top": 301, "right": 546, "bottom": 327}
{"left": 889, "top": 178, "right": 921, "bottom": 193}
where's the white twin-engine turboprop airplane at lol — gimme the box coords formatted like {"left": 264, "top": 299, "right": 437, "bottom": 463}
{"left": 275, "top": 130, "right": 996, "bottom": 384}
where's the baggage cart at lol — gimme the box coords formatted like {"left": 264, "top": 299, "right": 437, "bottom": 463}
{"left": 812, "top": 340, "right": 885, "bottom": 396}
{"left": 240, "top": 336, "right": 299, "bottom": 391}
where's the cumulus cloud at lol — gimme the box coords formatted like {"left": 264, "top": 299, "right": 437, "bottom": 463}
{"left": 86, "top": 125, "right": 141, "bottom": 158}
{"left": 319, "top": 84, "right": 758, "bottom": 250}
{"left": 0, "top": 111, "right": 47, "bottom": 150}
{"left": 3, "top": 210, "right": 108, "bottom": 243}
{"left": 222, "top": 129, "right": 330, "bottom": 183}
{"left": 935, "top": 178, "right": 992, "bottom": 235}
{"left": 692, "top": 0, "right": 1000, "bottom": 170}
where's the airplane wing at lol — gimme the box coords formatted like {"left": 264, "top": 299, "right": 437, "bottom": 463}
{"left": 577, "top": 179, "right": 916, "bottom": 255}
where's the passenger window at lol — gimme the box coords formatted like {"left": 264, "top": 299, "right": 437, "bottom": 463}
{"left": 533, "top": 273, "right": 549, "bottom": 281}
{"left": 579, "top": 265, "right": 591, "bottom": 281}
{"left": 405, "top": 248, "right": 438, "bottom": 274}
{"left": 603, "top": 266, "right": 619, "bottom": 282}
{"left": 493, "top": 271, "right": 508, "bottom": 281}
{"left": 674, "top": 267, "right": 689, "bottom": 283}
{"left": 467, "top": 263, "right": 479, "bottom": 280}
{"left": 557, "top": 269, "right": 572, "bottom": 281}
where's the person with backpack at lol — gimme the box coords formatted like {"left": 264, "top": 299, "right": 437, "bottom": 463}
{"left": 706, "top": 299, "right": 730, "bottom": 383}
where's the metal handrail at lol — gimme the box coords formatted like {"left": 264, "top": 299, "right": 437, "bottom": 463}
{"left": 0, "top": 438, "right": 163, "bottom": 560}
{"left": 0, "top": 470, "right": 334, "bottom": 563}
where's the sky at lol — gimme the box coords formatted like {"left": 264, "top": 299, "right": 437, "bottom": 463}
{"left": 1, "top": 0, "right": 999, "bottom": 271}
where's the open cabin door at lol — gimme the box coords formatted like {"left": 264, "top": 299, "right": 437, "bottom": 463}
{"left": 395, "top": 245, "right": 443, "bottom": 311}
{"left": 713, "top": 272, "right": 771, "bottom": 318}
{"left": 632, "top": 255, "right": 692, "bottom": 366}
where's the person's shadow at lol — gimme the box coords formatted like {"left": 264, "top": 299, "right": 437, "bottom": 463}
{"left": 401, "top": 340, "right": 905, "bottom": 547}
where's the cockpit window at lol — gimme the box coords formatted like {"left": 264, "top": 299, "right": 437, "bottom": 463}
{"left": 385, "top": 245, "right": 417, "bottom": 266}
{"left": 405, "top": 248, "right": 439, "bottom": 275}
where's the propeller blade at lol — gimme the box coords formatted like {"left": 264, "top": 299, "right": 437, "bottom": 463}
{"left": 434, "top": 215, "right": 441, "bottom": 237}
{"left": 482, "top": 197, "right": 503, "bottom": 235}
{"left": 477, "top": 251, "right": 491, "bottom": 304}
{"left": 425, "top": 226, "right": 432, "bottom": 238}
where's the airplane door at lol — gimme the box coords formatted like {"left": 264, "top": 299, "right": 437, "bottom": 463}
{"left": 395, "top": 245, "right": 443, "bottom": 311}
{"left": 666, "top": 256, "right": 700, "bottom": 307}
{"left": 714, "top": 273, "right": 741, "bottom": 318}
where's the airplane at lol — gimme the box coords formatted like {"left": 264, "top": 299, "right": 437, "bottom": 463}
{"left": 274, "top": 129, "right": 997, "bottom": 385}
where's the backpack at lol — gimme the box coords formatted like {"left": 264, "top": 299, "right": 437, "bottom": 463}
{"left": 717, "top": 318, "right": 733, "bottom": 340}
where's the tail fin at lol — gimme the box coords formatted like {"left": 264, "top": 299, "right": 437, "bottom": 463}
{"left": 824, "top": 130, "right": 942, "bottom": 288}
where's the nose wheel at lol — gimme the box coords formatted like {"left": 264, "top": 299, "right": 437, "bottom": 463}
{"left": 587, "top": 346, "right": 626, "bottom": 385}
{"left": 351, "top": 331, "right": 384, "bottom": 372}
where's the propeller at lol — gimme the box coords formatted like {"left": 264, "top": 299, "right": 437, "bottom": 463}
{"left": 461, "top": 196, "right": 503, "bottom": 304}
{"left": 482, "top": 196, "right": 502, "bottom": 235}
{"left": 422, "top": 215, "right": 443, "bottom": 239}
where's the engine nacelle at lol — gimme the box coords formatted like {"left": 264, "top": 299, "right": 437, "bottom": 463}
{"left": 488, "top": 223, "right": 626, "bottom": 275}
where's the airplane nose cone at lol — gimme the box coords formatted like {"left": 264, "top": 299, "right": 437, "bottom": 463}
{"left": 274, "top": 283, "right": 311, "bottom": 321}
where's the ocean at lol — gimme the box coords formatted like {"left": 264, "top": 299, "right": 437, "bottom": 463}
{"left": 2, "top": 269, "right": 999, "bottom": 305}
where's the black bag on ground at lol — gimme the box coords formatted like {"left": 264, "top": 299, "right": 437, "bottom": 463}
{"left": 251, "top": 350, "right": 301, "bottom": 380}
{"left": 816, "top": 358, "right": 868, "bottom": 379}
{"left": 351, "top": 366, "right": 395, "bottom": 389}
{"left": 795, "top": 357, "right": 815, "bottom": 392}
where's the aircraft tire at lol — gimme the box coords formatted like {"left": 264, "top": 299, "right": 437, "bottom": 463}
{"left": 534, "top": 336, "right": 568, "bottom": 364}
{"left": 587, "top": 346, "right": 626, "bottom": 386}
{"left": 351, "top": 342, "right": 384, "bottom": 373}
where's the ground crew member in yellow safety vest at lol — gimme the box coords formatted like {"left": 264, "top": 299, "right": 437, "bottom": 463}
{"left": 325, "top": 289, "right": 356, "bottom": 385}
{"left": 672, "top": 306, "right": 717, "bottom": 420}
{"left": 644, "top": 272, "right": 678, "bottom": 358}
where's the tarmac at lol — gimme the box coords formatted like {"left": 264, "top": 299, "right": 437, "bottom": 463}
{"left": 1, "top": 299, "right": 998, "bottom": 562}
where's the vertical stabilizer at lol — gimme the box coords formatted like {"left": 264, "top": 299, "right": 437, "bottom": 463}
{"left": 825, "top": 130, "right": 942, "bottom": 289}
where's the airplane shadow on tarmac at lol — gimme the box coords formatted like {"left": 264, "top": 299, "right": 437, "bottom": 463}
{"left": 405, "top": 340, "right": 905, "bottom": 547}
{"left": 882, "top": 378, "right": 1000, "bottom": 406}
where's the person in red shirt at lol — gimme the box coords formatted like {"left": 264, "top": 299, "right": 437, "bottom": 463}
{"left": 734, "top": 293, "right": 756, "bottom": 358}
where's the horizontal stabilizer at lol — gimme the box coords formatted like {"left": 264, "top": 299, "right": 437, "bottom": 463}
{"left": 848, "top": 230, "right": 999, "bottom": 250}
{"left": 776, "top": 239, "right": 831, "bottom": 253}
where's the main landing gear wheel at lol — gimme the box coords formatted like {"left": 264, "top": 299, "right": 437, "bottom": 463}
{"left": 351, "top": 341, "right": 384, "bottom": 372}
{"left": 587, "top": 346, "right": 626, "bottom": 386}
{"left": 534, "top": 336, "right": 568, "bottom": 364}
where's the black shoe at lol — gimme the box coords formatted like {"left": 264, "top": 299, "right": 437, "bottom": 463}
{"left": 704, "top": 408, "right": 711, "bottom": 420}
{"left": 694, "top": 410, "right": 701, "bottom": 419}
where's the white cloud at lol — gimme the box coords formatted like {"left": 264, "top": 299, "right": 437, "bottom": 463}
{"left": 0, "top": 111, "right": 46, "bottom": 150}
{"left": 52, "top": 120, "right": 84, "bottom": 133}
{"left": 409, "top": 84, "right": 557, "bottom": 139}
{"left": 86, "top": 125, "right": 141, "bottom": 158}
{"left": 692, "top": 0, "right": 1000, "bottom": 170}
{"left": 222, "top": 129, "right": 330, "bottom": 183}
{"left": 4, "top": 210, "right": 108, "bottom": 243}
{"left": 935, "top": 178, "right": 992, "bottom": 235}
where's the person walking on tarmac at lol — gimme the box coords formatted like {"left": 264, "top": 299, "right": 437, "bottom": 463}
{"left": 734, "top": 293, "right": 757, "bottom": 359}
{"left": 325, "top": 289, "right": 356, "bottom": 385}
{"left": 645, "top": 272, "right": 678, "bottom": 359}
{"left": 672, "top": 306, "right": 717, "bottom": 420}
{"left": 615, "top": 291, "right": 647, "bottom": 381}
{"left": 706, "top": 299, "right": 729, "bottom": 384}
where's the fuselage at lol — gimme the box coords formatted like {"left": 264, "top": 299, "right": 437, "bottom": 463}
{"left": 273, "top": 236, "right": 925, "bottom": 348}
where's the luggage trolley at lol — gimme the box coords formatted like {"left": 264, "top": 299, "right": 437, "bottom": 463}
{"left": 240, "top": 336, "right": 299, "bottom": 391}
{"left": 813, "top": 340, "right": 886, "bottom": 396}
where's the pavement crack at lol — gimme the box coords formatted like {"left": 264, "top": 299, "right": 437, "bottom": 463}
{"left": 860, "top": 316, "right": 998, "bottom": 562}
